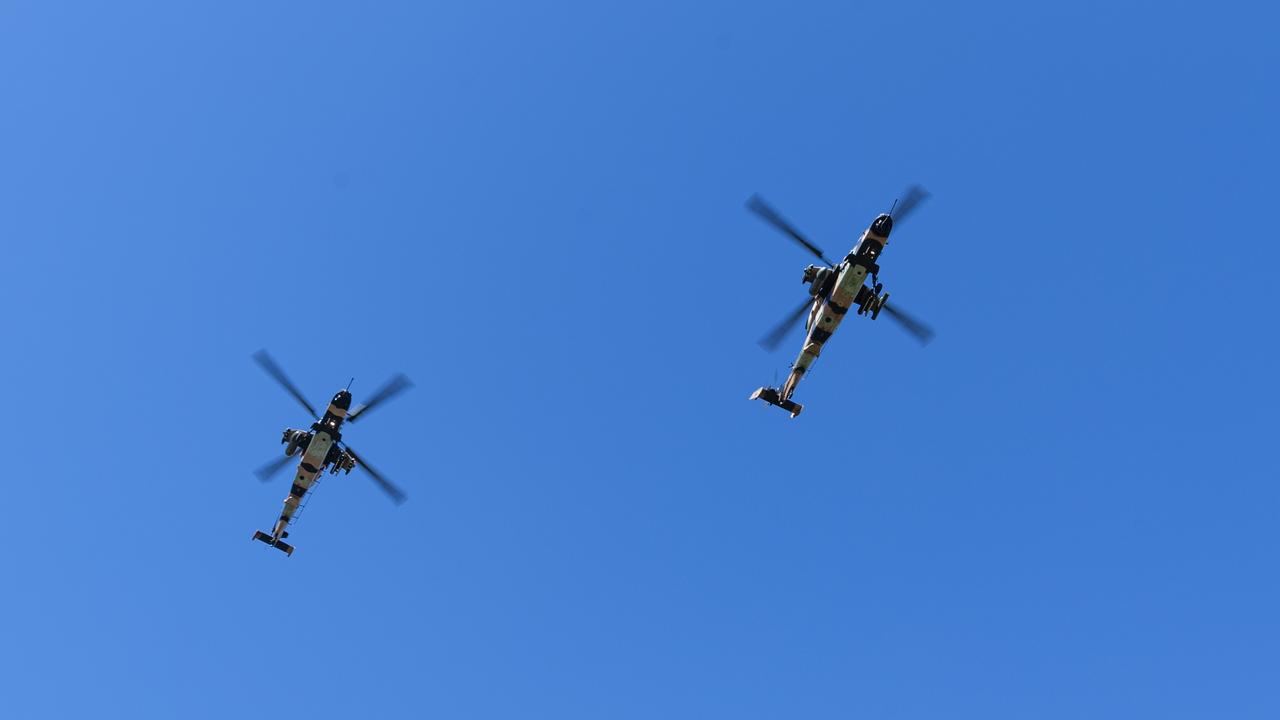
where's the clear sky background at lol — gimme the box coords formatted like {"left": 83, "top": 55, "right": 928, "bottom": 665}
{"left": 1, "top": 1, "right": 1276, "bottom": 718}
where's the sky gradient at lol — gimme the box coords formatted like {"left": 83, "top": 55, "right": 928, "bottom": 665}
{"left": 1, "top": 1, "right": 1277, "bottom": 718}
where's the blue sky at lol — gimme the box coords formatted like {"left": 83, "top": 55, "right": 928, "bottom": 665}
{"left": 1, "top": 1, "right": 1276, "bottom": 717}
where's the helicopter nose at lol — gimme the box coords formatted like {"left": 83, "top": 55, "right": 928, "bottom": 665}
{"left": 871, "top": 214, "right": 893, "bottom": 237}
{"left": 333, "top": 391, "right": 352, "bottom": 410}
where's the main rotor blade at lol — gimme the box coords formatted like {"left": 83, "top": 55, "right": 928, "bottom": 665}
{"left": 347, "top": 374, "right": 413, "bottom": 423}
{"left": 746, "top": 195, "right": 835, "bottom": 267}
{"left": 891, "top": 185, "right": 930, "bottom": 225}
{"left": 344, "top": 445, "right": 407, "bottom": 505}
{"left": 881, "top": 302, "right": 935, "bottom": 345}
{"left": 254, "top": 454, "right": 294, "bottom": 483}
{"left": 252, "top": 350, "right": 319, "bottom": 420}
{"left": 759, "top": 297, "right": 814, "bottom": 351}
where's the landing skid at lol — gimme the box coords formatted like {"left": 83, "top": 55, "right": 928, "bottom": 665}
{"left": 252, "top": 530, "right": 295, "bottom": 556}
{"left": 749, "top": 387, "right": 803, "bottom": 418}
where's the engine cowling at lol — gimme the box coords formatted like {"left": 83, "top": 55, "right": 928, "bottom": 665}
{"left": 281, "top": 429, "right": 312, "bottom": 457}
{"left": 802, "top": 265, "right": 834, "bottom": 297}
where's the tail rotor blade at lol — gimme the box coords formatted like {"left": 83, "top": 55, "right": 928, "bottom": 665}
{"left": 254, "top": 455, "right": 294, "bottom": 483}
{"left": 881, "top": 302, "right": 935, "bottom": 345}
{"left": 347, "top": 374, "right": 413, "bottom": 423}
{"left": 746, "top": 195, "right": 836, "bottom": 267}
{"left": 344, "top": 445, "right": 408, "bottom": 505}
{"left": 891, "top": 185, "right": 930, "bottom": 225}
{"left": 253, "top": 350, "right": 319, "bottom": 420}
{"left": 759, "top": 297, "right": 813, "bottom": 351}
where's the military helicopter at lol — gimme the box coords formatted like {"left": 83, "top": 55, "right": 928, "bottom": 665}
{"left": 250, "top": 350, "right": 412, "bottom": 556}
{"left": 747, "top": 186, "right": 935, "bottom": 418}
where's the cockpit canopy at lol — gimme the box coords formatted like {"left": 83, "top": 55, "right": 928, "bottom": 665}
{"left": 869, "top": 213, "right": 893, "bottom": 239}
{"left": 330, "top": 390, "right": 352, "bottom": 411}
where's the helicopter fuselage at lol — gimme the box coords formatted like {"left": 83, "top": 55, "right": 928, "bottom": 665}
{"left": 748, "top": 188, "right": 931, "bottom": 417}
{"left": 256, "top": 391, "right": 355, "bottom": 554}
{"left": 251, "top": 350, "right": 412, "bottom": 556}
{"left": 750, "top": 216, "right": 893, "bottom": 417}
{"left": 270, "top": 420, "right": 340, "bottom": 539}
{"left": 779, "top": 234, "right": 883, "bottom": 402}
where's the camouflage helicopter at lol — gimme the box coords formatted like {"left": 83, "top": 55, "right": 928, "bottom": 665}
{"left": 250, "top": 350, "right": 412, "bottom": 556}
{"left": 747, "top": 186, "right": 934, "bottom": 418}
